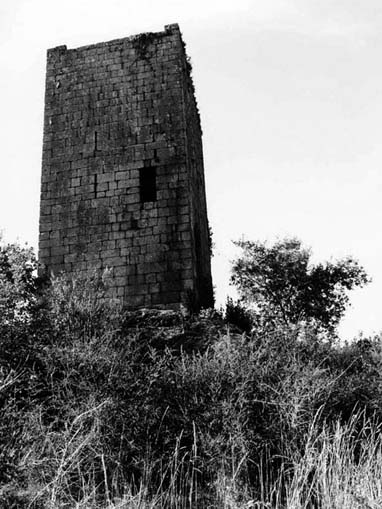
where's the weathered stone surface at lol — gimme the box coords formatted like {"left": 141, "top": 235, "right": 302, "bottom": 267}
{"left": 39, "top": 24, "right": 213, "bottom": 310}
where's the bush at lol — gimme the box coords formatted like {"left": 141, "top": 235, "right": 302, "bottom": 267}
{"left": 225, "top": 297, "right": 253, "bottom": 333}
{"left": 0, "top": 245, "right": 382, "bottom": 507}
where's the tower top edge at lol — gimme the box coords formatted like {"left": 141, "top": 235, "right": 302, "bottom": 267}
{"left": 47, "top": 23, "right": 181, "bottom": 56}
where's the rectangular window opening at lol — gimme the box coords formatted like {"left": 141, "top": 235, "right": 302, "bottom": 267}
{"left": 140, "top": 167, "right": 157, "bottom": 203}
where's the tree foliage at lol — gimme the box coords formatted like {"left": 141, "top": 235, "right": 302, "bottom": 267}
{"left": 0, "top": 236, "right": 39, "bottom": 324}
{"left": 231, "top": 238, "right": 369, "bottom": 332}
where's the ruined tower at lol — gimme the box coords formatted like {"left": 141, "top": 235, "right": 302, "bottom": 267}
{"left": 39, "top": 24, "right": 213, "bottom": 310}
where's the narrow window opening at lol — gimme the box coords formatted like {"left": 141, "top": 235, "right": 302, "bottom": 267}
{"left": 140, "top": 167, "right": 157, "bottom": 203}
{"left": 94, "top": 173, "right": 98, "bottom": 198}
{"left": 94, "top": 131, "right": 98, "bottom": 153}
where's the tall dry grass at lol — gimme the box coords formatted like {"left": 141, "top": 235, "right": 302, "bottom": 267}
{"left": 10, "top": 412, "right": 382, "bottom": 508}
{"left": 2, "top": 269, "right": 382, "bottom": 508}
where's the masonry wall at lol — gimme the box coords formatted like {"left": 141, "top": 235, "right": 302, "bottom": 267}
{"left": 39, "top": 24, "right": 213, "bottom": 309}
{"left": 181, "top": 51, "right": 214, "bottom": 309}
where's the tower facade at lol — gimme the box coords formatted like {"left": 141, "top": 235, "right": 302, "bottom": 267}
{"left": 39, "top": 24, "right": 213, "bottom": 310}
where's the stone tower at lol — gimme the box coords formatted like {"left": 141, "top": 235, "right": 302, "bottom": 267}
{"left": 39, "top": 24, "right": 213, "bottom": 310}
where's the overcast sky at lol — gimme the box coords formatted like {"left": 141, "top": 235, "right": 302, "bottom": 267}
{"left": 1, "top": 0, "right": 381, "bottom": 339}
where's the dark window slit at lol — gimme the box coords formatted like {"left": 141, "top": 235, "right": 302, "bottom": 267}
{"left": 140, "top": 167, "right": 157, "bottom": 203}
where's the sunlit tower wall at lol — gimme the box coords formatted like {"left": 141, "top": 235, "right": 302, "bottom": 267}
{"left": 39, "top": 24, "right": 213, "bottom": 310}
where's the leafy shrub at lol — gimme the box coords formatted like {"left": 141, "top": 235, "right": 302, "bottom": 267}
{"left": 0, "top": 240, "right": 381, "bottom": 507}
{"left": 225, "top": 297, "right": 253, "bottom": 333}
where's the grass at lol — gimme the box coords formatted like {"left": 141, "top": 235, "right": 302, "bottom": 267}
{"left": 4, "top": 406, "right": 382, "bottom": 508}
{"left": 1, "top": 267, "right": 382, "bottom": 508}
{"left": 258, "top": 414, "right": 382, "bottom": 509}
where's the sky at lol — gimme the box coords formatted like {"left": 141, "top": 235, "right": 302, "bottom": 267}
{"left": 1, "top": 0, "right": 381, "bottom": 339}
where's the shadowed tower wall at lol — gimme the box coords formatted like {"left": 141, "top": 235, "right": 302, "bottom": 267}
{"left": 39, "top": 24, "right": 213, "bottom": 309}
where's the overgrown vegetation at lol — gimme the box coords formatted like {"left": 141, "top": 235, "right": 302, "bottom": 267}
{"left": 0, "top": 236, "right": 381, "bottom": 508}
